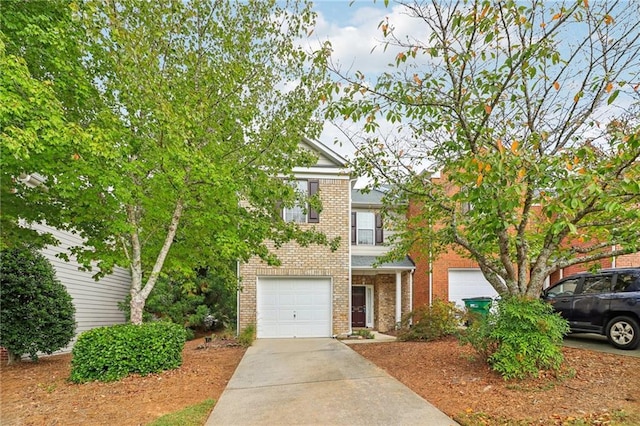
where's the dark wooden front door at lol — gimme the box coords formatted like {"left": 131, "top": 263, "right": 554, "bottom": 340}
{"left": 352, "top": 286, "right": 366, "bottom": 327}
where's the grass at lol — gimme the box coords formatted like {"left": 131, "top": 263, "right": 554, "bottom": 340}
{"left": 238, "top": 323, "right": 256, "bottom": 347}
{"left": 146, "top": 399, "right": 215, "bottom": 426}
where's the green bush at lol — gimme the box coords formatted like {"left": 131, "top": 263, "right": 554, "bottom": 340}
{"left": 461, "top": 297, "right": 570, "bottom": 380}
{"left": 397, "top": 299, "right": 463, "bottom": 341}
{"left": 459, "top": 311, "right": 498, "bottom": 363}
{"left": 237, "top": 323, "right": 255, "bottom": 347}
{"left": 0, "top": 246, "right": 76, "bottom": 363}
{"left": 119, "top": 268, "right": 236, "bottom": 334}
{"left": 70, "top": 321, "right": 186, "bottom": 383}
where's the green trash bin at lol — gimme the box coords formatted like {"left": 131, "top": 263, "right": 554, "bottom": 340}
{"left": 463, "top": 297, "right": 493, "bottom": 323}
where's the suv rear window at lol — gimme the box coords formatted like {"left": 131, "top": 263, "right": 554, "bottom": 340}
{"left": 613, "top": 272, "right": 640, "bottom": 292}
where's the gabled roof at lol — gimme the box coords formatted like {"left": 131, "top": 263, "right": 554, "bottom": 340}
{"left": 301, "top": 137, "right": 348, "bottom": 168}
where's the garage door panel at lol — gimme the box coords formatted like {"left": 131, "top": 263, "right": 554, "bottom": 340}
{"left": 257, "top": 278, "right": 332, "bottom": 338}
{"left": 448, "top": 269, "right": 499, "bottom": 308}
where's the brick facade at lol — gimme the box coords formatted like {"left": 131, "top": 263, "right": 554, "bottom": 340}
{"left": 352, "top": 272, "right": 413, "bottom": 332}
{"left": 238, "top": 177, "right": 351, "bottom": 335}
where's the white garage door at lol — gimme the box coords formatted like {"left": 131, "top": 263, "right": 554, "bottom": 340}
{"left": 257, "top": 277, "right": 332, "bottom": 338}
{"left": 448, "top": 269, "right": 499, "bottom": 308}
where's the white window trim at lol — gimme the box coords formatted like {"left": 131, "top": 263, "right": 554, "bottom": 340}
{"left": 283, "top": 180, "right": 308, "bottom": 223}
{"left": 356, "top": 211, "right": 375, "bottom": 245}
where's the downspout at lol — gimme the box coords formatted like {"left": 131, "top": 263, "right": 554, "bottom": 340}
{"left": 347, "top": 178, "right": 357, "bottom": 336}
{"left": 428, "top": 210, "right": 433, "bottom": 306}
{"left": 611, "top": 245, "right": 617, "bottom": 268}
{"left": 409, "top": 269, "right": 414, "bottom": 326}
{"left": 395, "top": 270, "right": 402, "bottom": 327}
{"left": 409, "top": 269, "right": 413, "bottom": 313}
{"left": 236, "top": 260, "right": 240, "bottom": 337}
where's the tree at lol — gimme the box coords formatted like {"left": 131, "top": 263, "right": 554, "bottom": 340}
{"left": 0, "top": 246, "right": 76, "bottom": 364}
{"left": 2, "top": 0, "right": 335, "bottom": 324}
{"left": 326, "top": 0, "right": 640, "bottom": 297}
{"left": 0, "top": 0, "right": 97, "bottom": 249}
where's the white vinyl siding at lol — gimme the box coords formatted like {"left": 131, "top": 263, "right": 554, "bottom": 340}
{"left": 32, "top": 224, "right": 130, "bottom": 353}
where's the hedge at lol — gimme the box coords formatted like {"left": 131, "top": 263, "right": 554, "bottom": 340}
{"left": 70, "top": 321, "right": 186, "bottom": 383}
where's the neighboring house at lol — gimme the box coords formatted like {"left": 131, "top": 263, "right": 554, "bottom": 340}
{"left": 237, "top": 138, "right": 415, "bottom": 338}
{"left": 30, "top": 223, "right": 131, "bottom": 353}
{"left": 410, "top": 173, "right": 640, "bottom": 309}
{"left": 5, "top": 174, "right": 131, "bottom": 355}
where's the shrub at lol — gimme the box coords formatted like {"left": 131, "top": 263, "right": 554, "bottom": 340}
{"left": 237, "top": 323, "right": 255, "bottom": 347}
{"left": 459, "top": 312, "right": 498, "bottom": 363}
{"left": 70, "top": 321, "right": 186, "bottom": 383}
{"left": 397, "top": 299, "right": 463, "bottom": 341}
{"left": 461, "top": 296, "right": 570, "bottom": 380}
{"left": 0, "top": 247, "right": 76, "bottom": 363}
{"left": 119, "top": 269, "right": 236, "bottom": 334}
{"left": 353, "top": 329, "right": 374, "bottom": 339}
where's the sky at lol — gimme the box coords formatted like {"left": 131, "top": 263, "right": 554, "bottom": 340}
{"left": 307, "top": 1, "right": 408, "bottom": 158}
{"left": 303, "top": 1, "right": 640, "bottom": 163}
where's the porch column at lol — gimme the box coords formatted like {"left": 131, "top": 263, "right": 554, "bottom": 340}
{"left": 395, "top": 270, "right": 402, "bottom": 326}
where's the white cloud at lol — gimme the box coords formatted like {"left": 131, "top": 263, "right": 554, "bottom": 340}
{"left": 308, "top": 2, "right": 426, "bottom": 157}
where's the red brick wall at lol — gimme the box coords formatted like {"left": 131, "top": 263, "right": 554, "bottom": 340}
{"left": 616, "top": 251, "right": 640, "bottom": 267}
{"left": 549, "top": 251, "right": 640, "bottom": 285}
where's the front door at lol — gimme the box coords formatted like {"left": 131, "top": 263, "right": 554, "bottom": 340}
{"left": 352, "top": 286, "right": 366, "bottom": 327}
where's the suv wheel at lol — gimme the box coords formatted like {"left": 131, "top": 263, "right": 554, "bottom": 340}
{"left": 606, "top": 316, "right": 640, "bottom": 350}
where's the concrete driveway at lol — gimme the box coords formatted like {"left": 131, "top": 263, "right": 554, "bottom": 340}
{"left": 563, "top": 333, "right": 640, "bottom": 357}
{"left": 206, "top": 338, "right": 459, "bottom": 426}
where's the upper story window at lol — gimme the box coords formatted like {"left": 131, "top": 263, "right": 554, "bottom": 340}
{"left": 283, "top": 180, "right": 319, "bottom": 224}
{"left": 357, "top": 212, "right": 375, "bottom": 245}
{"left": 351, "top": 211, "right": 383, "bottom": 245}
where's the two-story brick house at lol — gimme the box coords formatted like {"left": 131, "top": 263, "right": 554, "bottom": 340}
{"left": 237, "top": 138, "right": 415, "bottom": 338}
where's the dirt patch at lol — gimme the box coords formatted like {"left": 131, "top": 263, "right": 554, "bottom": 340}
{"left": 2, "top": 337, "right": 639, "bottom": 425}
{"left": 351, "top": 337, "right": 640, "bottom": 425}
{"left": 0, "top": 339, "right": 245, "bottom": 426}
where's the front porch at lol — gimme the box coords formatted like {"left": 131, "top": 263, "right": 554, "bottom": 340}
{"left": 351, "top": 256, "right": 415, "bottom": 333}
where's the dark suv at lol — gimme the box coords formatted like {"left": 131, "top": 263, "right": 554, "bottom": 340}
{"left": 541, "top": 268, "right": 640, "bottom": 350}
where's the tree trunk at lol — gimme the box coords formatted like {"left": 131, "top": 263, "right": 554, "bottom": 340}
{"left": 129, "top": 293, "right": 145, "bottom": 325}
{"left": 7, "top": 350, "right": 19, "bottom": 365}
{"left": 127, "top": 198, "right": 184, "bottom": 325}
